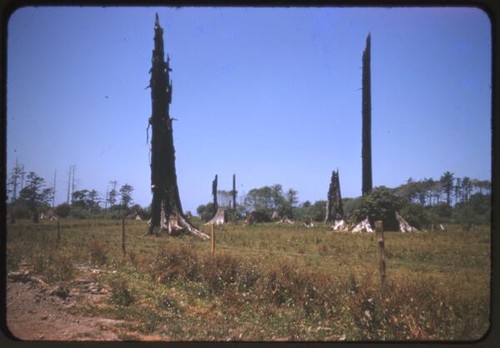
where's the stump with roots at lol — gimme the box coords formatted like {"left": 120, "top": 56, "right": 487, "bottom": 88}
{"left": 395, "top": 212, "right": 419, "bottom": 233}
{"left": 205, "top": 208, "right": 227, "bottom": 226}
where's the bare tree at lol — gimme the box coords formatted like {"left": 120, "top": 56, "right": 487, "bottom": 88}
{"left": 66, "top": 165, "right": 76, "bottom": 204}
{"left": 7, "top": 160, "right": 25, "bottom": 223}
{"left": 362, "top": 33, "right": 372, "bottom": 196}
{"left": 324, "top": 169, "right": 344, "bottom": 223}
{"left": 147, "top": 14, "right": 208, "bottom": 240}
{"left": 232, "top": 174, "right": 237, "bottom": 211}
{"left": 107, "top": 180, "right": 118, "bottom": 209}
{"left": 7, "top": 160, "right": 24, "bottom": 202}
{"left": 212, "top": 174, "right": 218, "bottom": 213}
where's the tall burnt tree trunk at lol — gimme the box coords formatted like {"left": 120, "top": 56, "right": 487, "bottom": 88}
{"left": 324, "top": 170, "right": 344, "bottom": 223}
{"left": 362, "top": 33, "right": 373, "bottom": 196}
{"left": 147, "top": 14, "right": 209, "bottom": 240}
{"left": 232, "top": 174, "right": 237, "bottom": 211}
{"left": 333, "top": 170, "right": 343, "bottom": 220}
{"left": 212, "top": 174, "right": 218, "bottom": 214}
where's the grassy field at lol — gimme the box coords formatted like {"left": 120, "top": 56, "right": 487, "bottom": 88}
{"left": 6, "top": 218, "right": 490, "bottom": 341}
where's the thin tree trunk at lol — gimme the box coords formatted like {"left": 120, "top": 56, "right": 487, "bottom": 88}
{"left": 232, "top": 174, "right": 237, "bottom": 211}
{"left": 212, "top": 174, "right": 218, "bottom": 213}
{"left": 362, "top": 33, "right": 372, "bottom": 196}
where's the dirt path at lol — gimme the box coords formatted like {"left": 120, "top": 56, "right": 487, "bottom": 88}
{"left": 6, "top": 267, "right": 166, "bottom": 341}
{"left": 7, "top": 280, "right": 122, "bottom": 340}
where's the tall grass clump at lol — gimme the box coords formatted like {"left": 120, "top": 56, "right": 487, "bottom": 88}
{"left": 150, "top": 245, "right": 202, "bottom": 283}
{"left": 31, "top": 248, "right": 75, "bottom": 282}
{"left": 146, "top": 241, "right": 489, "bottom": 340}
{"left": 108, "top": 275, "right": 135, "bottom": 307}
{"left": 88, "top": 239, "right": 109, "bottom": 267}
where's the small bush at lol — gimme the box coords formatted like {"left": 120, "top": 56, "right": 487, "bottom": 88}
{"left": 158, "top": 291, "right": 183, "bottom": 314}
{"left": 88, "top": 240, "right": 108, "bottom": 267}
{"left": 6, "top": 250, "right": 21, "bottom": 270}
{"left": 54, "top": 203, "right": 71, "bottom": 218}
{"left": 202, "top": 254, "right": 241, "bottom": 295}
{"left": 109, "top": 276, "right": 135, "bottom": 306}
{"left": 151, "top": 246, "right": 201, "bottom": 283}
{"left": 31, "top": 249, "right": 75, "bottom": 282}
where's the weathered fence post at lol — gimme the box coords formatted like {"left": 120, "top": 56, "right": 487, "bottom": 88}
{"left": 57, "top": 220, "right": 61, "bottom": 244}
{"left": 121, "top": 218, "right": 126, "bottom": 258}
{"left": 210, "top": 223, "right": 215, "bottom": 259}
{"left": 375, "top": 220, "right": 386, "bottom": 288}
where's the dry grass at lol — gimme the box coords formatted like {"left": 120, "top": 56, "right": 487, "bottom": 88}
{"left": 6, "top": 218, "right": 490, "bottom": 341}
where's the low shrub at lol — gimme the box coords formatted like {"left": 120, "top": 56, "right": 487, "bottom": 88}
{"left": 88, "top": 240, "right": 108, "bottom": 267}
{"left": 151, "top": 245, "right": 201, "bottom": 283}
{"left": 202, "top": 254, "right": 241, "bottom": 295}
{"left": 31, "top": 248, "right": 75, "bottom": 282}
{"left": 108, "top": 276, "right": 135, "bottom": 306}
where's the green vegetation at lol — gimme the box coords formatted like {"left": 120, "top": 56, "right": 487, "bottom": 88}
{"left": 7, "top": 219, "right": 490, "bottom": 341}
{"left": 6, "top": 163, "right": 490, "bottom": 231}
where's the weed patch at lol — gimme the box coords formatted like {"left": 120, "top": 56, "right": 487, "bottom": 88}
{"left": 88, "top": 240, "right": 108, "bottom": 267}
{"left": 6, "top": 219, "right": 490, "bottom": 340}
{"left": 31, "top": 248, "right": 75, "bottom": 282}
{"left": 151, "top": 245, "right": 201, "bottom": 283}
{"left": 108, "top": 275, "right": 135, "bottom": 307}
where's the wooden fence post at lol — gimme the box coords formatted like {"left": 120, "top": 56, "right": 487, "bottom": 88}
{"left": 375, "top": 220, "right": 386, "bottom": 288}
{"left": 210, "top": 223, "right": 215, "bottom": 259}
{"left": 122, "top": 218, "right": 126, "bottom": 258}
{"left": 57, "top": 220, "right": 61, "bottom": 244}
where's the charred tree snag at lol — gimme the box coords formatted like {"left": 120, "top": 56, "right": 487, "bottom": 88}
{"left": 232, "top": 174, "right": 237, "bottom": 211}
{"left": 362, "top": 33, "right": 373, "bottom": 196}
{"left": 147, "top": 14, "right": 209, "bottom": 240}
{"left": 324, "top": 169, "right": 344, "bottom": 223}
{"left": 212, "top": 174, "right": 218, "bottom": 214}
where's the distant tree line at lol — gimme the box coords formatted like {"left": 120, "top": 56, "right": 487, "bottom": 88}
{"left": 196, "top": 171, "right": 490, "bottom": 229}
{"left": 6, "top": 163, "right": 141, "bottom": 222}
{"left": 7, "top": 164, "right": 490, "bottom": 230}
{"left": 395, "top": 171, "right": 490, "bottom": 207}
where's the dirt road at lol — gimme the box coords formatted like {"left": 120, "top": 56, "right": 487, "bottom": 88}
{"left": 6, "top": 268, "right": 166, "bottom": 341}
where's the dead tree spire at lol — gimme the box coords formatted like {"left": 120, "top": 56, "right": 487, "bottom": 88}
{"left": 324, "top": 169, "right": 344, "bottom": 223}
{"left": 362, "top": 33, "right": 373, "bottom": 196}
{"left": 212, "top": 174, "right": 218, "bottom": 212}
{"left": 232, "top": 174, "right": 237, "bottom": 211}
{"left": 147, "top": 14, "right": 209, "bottom": 240}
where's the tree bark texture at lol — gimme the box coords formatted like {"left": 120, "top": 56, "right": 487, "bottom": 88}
{"left": 362, "top": 33, "right": 373, "bottom": 196}
{"left": 147, "top": 14, "right": 209, "bottom": 240}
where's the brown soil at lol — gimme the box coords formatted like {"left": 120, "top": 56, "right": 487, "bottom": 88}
{"left": 6, "top": 266, "right": 167, "bottom": 341}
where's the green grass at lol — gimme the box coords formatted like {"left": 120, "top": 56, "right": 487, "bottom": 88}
{"left": 6, "top": 218, "right": 490, "bottom": 341}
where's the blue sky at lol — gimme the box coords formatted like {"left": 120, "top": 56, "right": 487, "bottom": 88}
{"left": 6, "top": 6, "right": 491, "bottom": 214}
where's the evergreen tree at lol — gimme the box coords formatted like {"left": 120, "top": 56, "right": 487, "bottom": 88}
{"left": 18, "top": 172, "right": 52, "bottom": 223}
{"left": 440, "top": 171, "right": 454, "bottom": 207}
